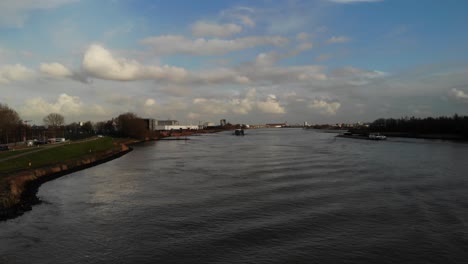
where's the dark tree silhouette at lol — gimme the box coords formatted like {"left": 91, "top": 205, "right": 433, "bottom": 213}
{"left": 0, "top": 103, "right": 22, "bottom": 143}
{"left": 369, "top": 114, "right": 468, "bottom": 138}
{"left": 43, "top": 113, "right": 65, "bottom": 127}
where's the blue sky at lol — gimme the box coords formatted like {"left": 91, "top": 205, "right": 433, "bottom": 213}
{"left": 1, "top": 0, "right": 467, "bottom": 124}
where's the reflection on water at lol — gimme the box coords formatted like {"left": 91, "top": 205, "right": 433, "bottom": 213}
{"left": 2, "top": 129, "right": 468, "bottom": 264}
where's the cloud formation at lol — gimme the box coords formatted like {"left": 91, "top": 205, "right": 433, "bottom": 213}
{"left": 40, "top": 62, "right": 73, "bottom": 78}
{"left": 141, "top": 35, "right": 289, "bottom": 56}
{"left": 449, "top": 88, "right": 468, "bottom": 102}
{"left": 257, "top": 94, "right": 286, "bottom": 114}
{"left": 0, "top": 64, "right": 34, "bottom": 84}
{"left": 82, "top": 44, "right": 187, "bottom": 82}
{"left": 308, "top": 99, "right": 341, "bottom": 115}
{"left": 3, "top": 0, "right": 465, "bottom": 125}
{"left": 327, "top": 36, "right": 351, "bottom": 44}
{"left": 192, "top": 21, "right": 242, "bottom": 37}
{"left": 19, "top": 93, "right": 106, "bottom": 120}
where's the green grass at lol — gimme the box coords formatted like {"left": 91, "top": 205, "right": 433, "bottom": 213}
{"left": 0, "top": 137, "right": 117, "bottom": 174}
{"left": 0, "top": 148, "right": 39, "bottom": 159}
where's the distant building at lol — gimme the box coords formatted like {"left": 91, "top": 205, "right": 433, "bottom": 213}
{"left": 154, "top": 119, "right": 199, "bottom": 130}
{"left": 157, "top": 120, "right": 179, "bottom": 126}
{"left": 142, "top": 118, "right": 156, "bottom": 131}
{"left": 266, "top": 123, "right": 287, "bottom": 128}
{"left": 220, "top": 119, "right": 227, "bottom": 126}
{"left": 204, "top": 122, "right": 216, "bottom": 128}
{"left": 155, "top": 125, "right": 199, "bottom": 131}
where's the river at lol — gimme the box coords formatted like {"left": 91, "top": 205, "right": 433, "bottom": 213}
{"left": 1, "top": 128, "right": 468, "bottom": 263}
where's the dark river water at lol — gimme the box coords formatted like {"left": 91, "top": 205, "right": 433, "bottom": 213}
{"left": 2, "top": 128, "right": 468, "bottom": 263}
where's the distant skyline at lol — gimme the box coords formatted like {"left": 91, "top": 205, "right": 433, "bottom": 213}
{"left": 1, "top": 0, "right": 467, "bottom": 125}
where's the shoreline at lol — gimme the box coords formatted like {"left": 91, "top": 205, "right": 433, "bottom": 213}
{"left": 0, "top": 129, "right": 228, "bottom": 222}
{"left": 336, "top": 133, "right": 467, "bottom": 142}
{"left": 0, "top": 142, "right": 133, "bottom": 221}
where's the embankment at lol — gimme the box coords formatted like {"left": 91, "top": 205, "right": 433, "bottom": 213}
{"left": 0, "top": 143, "right": 132, "bottom": 221}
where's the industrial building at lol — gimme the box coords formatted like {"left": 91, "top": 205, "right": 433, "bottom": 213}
{"left": 154, "top": 120, "right": 198, "bottom": 131}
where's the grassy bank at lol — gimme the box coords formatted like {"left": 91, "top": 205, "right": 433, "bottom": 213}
{"left": 0, "top": 137, "right": 116, "bottom": 173}
{"left": 0, "top": 148, "right": 39, "bottom": 160}
{"left": 0, "top": 137, "right": 132, "bottom": 219}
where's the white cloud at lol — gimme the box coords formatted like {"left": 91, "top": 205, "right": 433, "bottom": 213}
{"left": 449, "top": 88, "right": 468, "bottom": 102}
{"left": 245, "top": 64, "right": 328, "bottom": 83}
{"left": 192, "top": 21, "right": 242, "bottom": 37}
{"left": 330, "top": 66, "right": 387, "bottom": 86}
{"left": 0, "top": 64, "right": 34, "bottom": 84}
{"left": 40, "top": 62, "right": 73, "bottom": 78}
{"left": 327, "top": 36, "right": 351, "bottom": 44}
{"left": 193, "top": 98, "right": 229, "bottom": 115}
{"left": 160, "top": 86, "right": 192, "bottom": 97}
{"left": 257, "top": 94, "right": 286, "bottom": 114}
{"left": 141, "top": 35, "right": 289, "bottom": 56}
{"left": 82, "top": 44, "right": 187, "bottom": 82}
{"left": 192, "top": 68, "right": 250, "bottom": 85}
{"left": 0, "top": 0, "right": 78, "bottom": 27}
{"left": 308, "top": 99, "right": 341, "bottom": 115}
{"left": 230, "top": 88, "right": 256, "bottom": 114}
{"left": 255, "top": 52, "right": 280, "bottom": 67}
{"left": 19, "top": 93, "right": 111, "bottom": 123}
{"left": 190, "top": 89, "right": 284, "bottom": 116}
{"left": 78, "top": 44, "right": 326, "bottom": 86}
{"left": 20, "top": 93, "right": 84, "bottom": 119}
{"left": 144, "top": 98, "right": 156, "bottom": 106}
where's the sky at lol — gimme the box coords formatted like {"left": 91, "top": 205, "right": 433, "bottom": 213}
{"left": 1, "top": 0, "right": 468, "bottom": 125}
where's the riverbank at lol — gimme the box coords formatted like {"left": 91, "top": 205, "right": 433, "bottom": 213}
{"left": 336, "top": 134, "right": 386, "bottom": 140}
{"left": 0, "top": 138, "right": 134, "bottom": 221}
{"left": 158, "top": 128, "right": 226, "bottom": 138}
{"left": 338, "top": 131, "right": 467, "bottom": 141}
{"left": 0, "top": 129, "right": 229, "bottom": 221}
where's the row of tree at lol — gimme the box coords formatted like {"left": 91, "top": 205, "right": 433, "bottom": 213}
{"left": 95, "top": 112, "right": 157, "bottom": 139}
{"left": 0, "top": 103, "right": 157, "bottom": 144}
{"left": 369, "top": 114, "right": 468, "bottom": 137}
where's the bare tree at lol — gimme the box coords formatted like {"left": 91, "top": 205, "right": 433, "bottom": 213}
{"left": 43, "top": 113, "right": 65, "bottom": 127}
{"left": 81, "top": 121, "right": 94, "bottom": 134}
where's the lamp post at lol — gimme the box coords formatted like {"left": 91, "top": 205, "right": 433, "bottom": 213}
{"left": 23, "top": 120, "right": 32, "bottom": 141}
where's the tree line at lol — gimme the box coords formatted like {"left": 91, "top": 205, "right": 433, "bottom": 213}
{"left": 369, "top": 114, "right": 468, "bottom": 137}
{"left": 0, "top": 103, "right": 157, "bottom": 144}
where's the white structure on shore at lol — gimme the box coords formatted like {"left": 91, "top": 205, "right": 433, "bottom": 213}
{"left": 154, "top": 120, "right": 198, "bottom": 130}
{"left": 155, "top": 125, "right": 199, "bottom": 130}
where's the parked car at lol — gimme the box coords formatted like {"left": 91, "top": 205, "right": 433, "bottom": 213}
{"left": 0, "top": 145, "right": 10, "bottom": 151}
